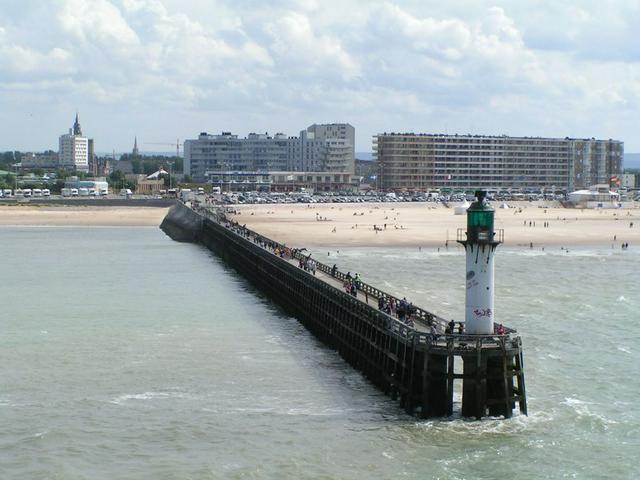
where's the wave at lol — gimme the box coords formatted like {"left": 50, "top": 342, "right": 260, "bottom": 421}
{"left": 414, "top": 409, "right": 554, "bottom": 435}
{"left": 562, "top": 397, "right": 618, "bottom": 430}
{"left": 110, "top": 390, "right": 192, "bottom": 405}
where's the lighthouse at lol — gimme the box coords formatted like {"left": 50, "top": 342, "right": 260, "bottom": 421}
{"left": 457, "top": 191, "right": 502, "bottom": 334}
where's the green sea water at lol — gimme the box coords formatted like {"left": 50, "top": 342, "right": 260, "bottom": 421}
{"left": 1, "top": 226, "right": 639, "bottom": 479}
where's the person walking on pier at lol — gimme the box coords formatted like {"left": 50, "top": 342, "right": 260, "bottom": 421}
{"left": 446, "top": 319, "right": 455, "bottom": 335}
{"left": 331, "top": 264, "right": 337, "bottom": 277}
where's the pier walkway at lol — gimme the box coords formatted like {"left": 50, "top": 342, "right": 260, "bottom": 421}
{"left": 195, "top": 204, "right": 520, "bottom": 352}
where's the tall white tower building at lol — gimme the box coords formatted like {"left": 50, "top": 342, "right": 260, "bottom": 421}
{"left": 59, "top": 113, "right": 89, "bottom": 173}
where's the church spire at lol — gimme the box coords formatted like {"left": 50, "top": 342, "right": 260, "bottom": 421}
{"left": 133, "top": 136, "right": 139, "bottom": 156}
{"left": 73, "top": 112, "right": 83, "bottom": 136}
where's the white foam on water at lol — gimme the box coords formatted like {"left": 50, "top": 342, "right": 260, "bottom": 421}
{"left": 562, "top": 397, "right": 618, "bottom": 429}
{"left": 617, "top": 346, "right": 632, "bottom": 354}
{"left": 617, "top": 295, "right": 627, "bottom": 302}
{"left": 415, "top": 409, "right": 553, "bottom": 436}
{"left": 110, "top": 390, "right": 191, "bottom": 405}
{"left": 264, "top": 335, "right": 283, "bottom": 345}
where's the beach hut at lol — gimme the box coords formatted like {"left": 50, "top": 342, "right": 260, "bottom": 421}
{"left": 454, "top": 200, "right": 471, "bottom": 215}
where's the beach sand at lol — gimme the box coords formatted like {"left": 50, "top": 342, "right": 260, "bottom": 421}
{"left": 229, "top": 202, "right": 640, "bottom": 248}
{"left": 0, "top": 205, "right": 170, "bottom": 226}
{"left": 3, "top": 203, "right": 638, "bottom": 247}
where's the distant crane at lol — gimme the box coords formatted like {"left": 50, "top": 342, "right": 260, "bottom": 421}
{"left": 144, "top": 139, "right": 182, "bottom": 158}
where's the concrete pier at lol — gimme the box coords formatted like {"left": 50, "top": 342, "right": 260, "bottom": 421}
{"left": 161, "top": 202, "right": 527, "bottom": 419}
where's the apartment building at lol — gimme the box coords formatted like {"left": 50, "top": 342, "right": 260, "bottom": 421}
{"left": 184, "top": 124, "right": 355, "bottom": 182}
{"left": 21, "top": 151, "right": 59, "bottom": 171}
{"left": 306, "top": 123, "right": 355, "bottom": 173}
{"left": 374, "top": 133, "right": 623, "bottom": 192}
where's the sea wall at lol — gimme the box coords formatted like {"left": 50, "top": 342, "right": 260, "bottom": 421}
{"left": 160, "top": 202, "right": 203, "bottom": 242}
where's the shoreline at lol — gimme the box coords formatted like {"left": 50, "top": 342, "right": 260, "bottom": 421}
{"left": 228, "top": 202, "right": 640, "bottom": 249}
{"left": 0, "top": 205, "right": 170, "bottom": 227}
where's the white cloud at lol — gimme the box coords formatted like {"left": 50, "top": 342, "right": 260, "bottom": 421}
{"left": 58, "top": 0, "right": 139, "bottom": 47}
{"left": 265, "top": 12, "right": 360, "bottom": 81}
{"left": 0, "top": 0, "right": 638, "bottom": 152}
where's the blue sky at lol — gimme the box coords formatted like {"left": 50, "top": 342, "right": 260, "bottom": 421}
{"left": 0, "top": 0, "right": 638, "bottom": 153}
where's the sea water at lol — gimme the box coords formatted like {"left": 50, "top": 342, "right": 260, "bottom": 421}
{"left": 1, "top": 226, "right": 639, "bottom": 479}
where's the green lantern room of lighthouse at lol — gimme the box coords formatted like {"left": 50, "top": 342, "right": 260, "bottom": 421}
{"left": 466, "top": 191, "right": 496, "bottom": 243}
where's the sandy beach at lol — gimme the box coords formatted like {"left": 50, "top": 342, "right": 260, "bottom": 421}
{"left": 0, "top": 205, "right": 170, "bottom": 226}
{"left": 229, "top": 202, "right": 640, "bottom": 248}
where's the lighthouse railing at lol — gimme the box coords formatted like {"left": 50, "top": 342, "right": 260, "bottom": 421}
{"left": 456, "top": 228, "right": 504, "bottom": 243}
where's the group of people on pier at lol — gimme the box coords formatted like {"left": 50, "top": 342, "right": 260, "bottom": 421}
{"left": 342, "top": 272, "right": 362, "bottom": 298}
{"left": 298, "top": 255, "right": 317, "bottom": 275}
{"left": 377, "top": 295, "right": 416, "bottom": 328}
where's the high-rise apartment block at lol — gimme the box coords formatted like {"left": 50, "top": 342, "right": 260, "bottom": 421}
{"left": 374, "top": 133, "right": 623, "bottom": 192}
{"left": 184, "top": 123, "right": 354, "bottom": 183}
{"left": 305, "top": 123, "right": 355, "bottom": 173}
{"left": 59, "top": 114, "right": 89, "bottom": 173}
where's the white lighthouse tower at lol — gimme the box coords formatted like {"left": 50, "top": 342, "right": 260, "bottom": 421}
{"left": 457, "top": 191, "right": 502, "bottom": 334}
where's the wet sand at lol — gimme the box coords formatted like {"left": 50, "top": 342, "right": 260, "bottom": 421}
{"left": 0, "top": 205, "right": 170, "bottom": 226}
{"left": 229, "top": 202, "right": 640, "bottom": 248}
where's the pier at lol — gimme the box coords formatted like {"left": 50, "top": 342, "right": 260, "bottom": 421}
{"left": 161, "top": 201, "right": 527, "bottom": 419}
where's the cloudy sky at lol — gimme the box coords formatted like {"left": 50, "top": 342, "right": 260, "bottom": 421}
{"left": 0, "top": 0, "right": 638, "bottom": 154}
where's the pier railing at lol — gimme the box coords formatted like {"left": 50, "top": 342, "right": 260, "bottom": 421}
{"left": 191, "top": 203, "right": 518, "bottom": 349}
